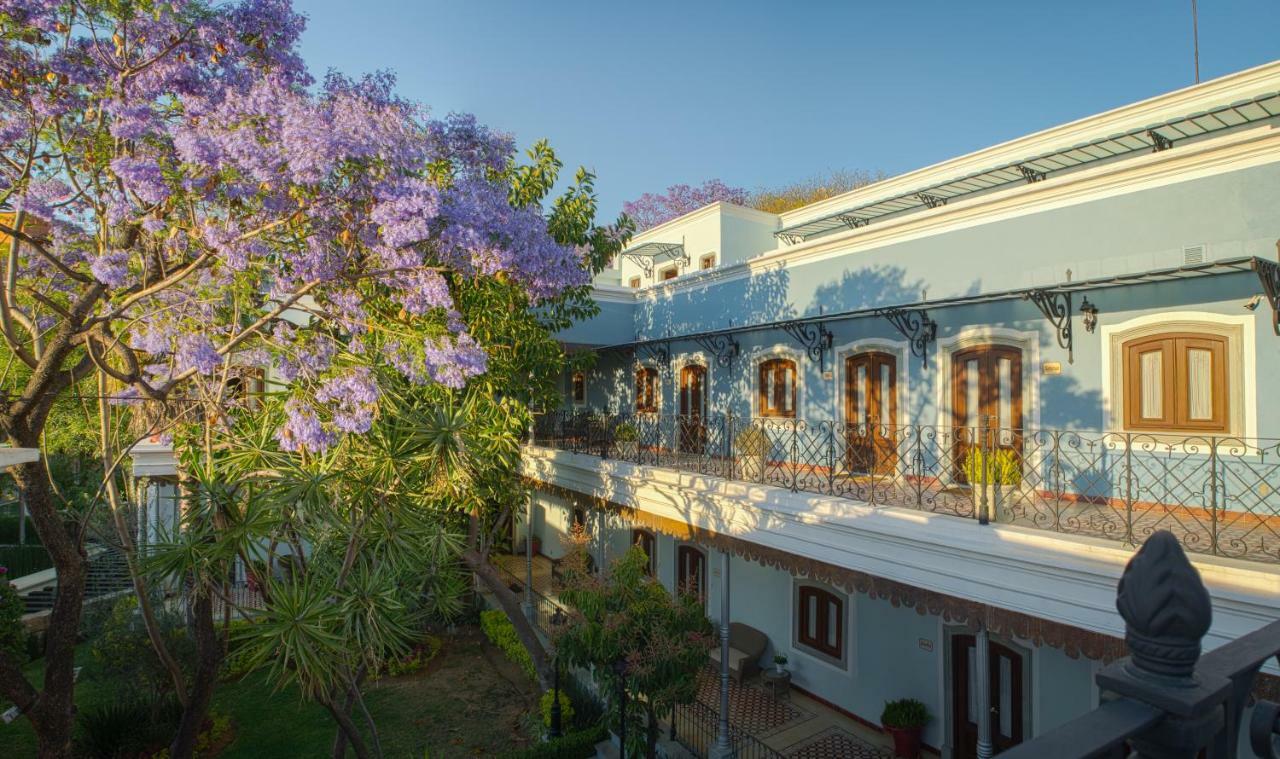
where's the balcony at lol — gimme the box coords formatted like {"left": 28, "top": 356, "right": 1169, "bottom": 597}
{"left": 531, "top": 411, "right": 1280, "bottom": 566}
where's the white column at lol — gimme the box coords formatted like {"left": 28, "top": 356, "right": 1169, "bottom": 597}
{"left": 975, "top": 625, "right": 993, "bottom": 759}
{"left": 709, "top": 549, "right": 735, "bottom": 758}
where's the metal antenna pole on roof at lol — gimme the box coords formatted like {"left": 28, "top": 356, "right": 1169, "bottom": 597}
{"left": 1191, "top": 0, "right": 1201, "bottom": 83}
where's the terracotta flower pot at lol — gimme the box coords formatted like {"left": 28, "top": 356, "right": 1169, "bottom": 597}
{"left": 884, "top": 725, "right": 922, "bottom": 759}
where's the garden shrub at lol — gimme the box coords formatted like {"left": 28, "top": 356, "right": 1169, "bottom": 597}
{"left": 480, "top": 609, "right": 535, "bottom": 679}
{"left": 382, "top": 634, "right": 443, "bottom": 678}
{"left": 559, "top": 671, "right": 604, "bottom": 730}
{"left": 539, "top": 689, "right": 574, "bottom": 729}
{"left": 90, "top": 593, "right": 194, "bottom": 700}
{"left": 500, "top": 721, "right": 607, "bottom": 759}
{"left": 74, "top": 694, "right": 183, "bottom": 757}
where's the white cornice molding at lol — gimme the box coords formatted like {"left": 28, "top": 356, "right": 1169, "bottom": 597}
{"left": 590, "top": 285, "right": 637, "bottom": 304}
{"left": 754, "top": 124, "right": 1280, "bottom": 275}
{"left": 521, "top": 446, "right": 1280, "bottom": 667}
{"left": 618, "top": 124, "right": 1280, "bottom": 304}
{"left": 779, "top": 60, "right": 1280, "bottom": 227}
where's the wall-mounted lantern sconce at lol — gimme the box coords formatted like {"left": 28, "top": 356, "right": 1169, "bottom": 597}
{"left": 1080, "top": 298, "right": 1099, "bottom": 333}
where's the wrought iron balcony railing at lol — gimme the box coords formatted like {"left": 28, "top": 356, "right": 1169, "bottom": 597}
{"left": 531, "top": 411, "right": 1280, "bottom": 565}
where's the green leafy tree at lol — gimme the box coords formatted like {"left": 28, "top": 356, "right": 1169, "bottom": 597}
{"left": 556, "top": 545, "right": 714, "bottom": 758}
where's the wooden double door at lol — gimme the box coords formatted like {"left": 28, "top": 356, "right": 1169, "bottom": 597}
{"left": 678, "top": 364, "right": 707, "bottom": 453}
{"left": 951, "top": 345, "right": 1023, "bottom": 483}
{"left": 844, "top": 352, "right": 897, "bottom": 474}
{"left": 951, "top": 634, "right": 1026, "bottom": 758}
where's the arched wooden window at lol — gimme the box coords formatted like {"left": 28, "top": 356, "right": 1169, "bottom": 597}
{"left": 635, "top": 367, "right": 659, "bottom": 413}
{"left": 631, "top": 529, "right": 656, "bottom": 576}
{"left": 676, "top": 545, "right": 706, "bottom": 602}
{"left": 1123, "top": 333, "right": 1228, "bottom": 433}
{"left": 571, "top": 372, "right": 585, "bottom": 404}
{"left": 797, "top": 585, "right": 844, "bottom": 660}
{"left": 758, "top": 358, "right": 797, "bottom": 417}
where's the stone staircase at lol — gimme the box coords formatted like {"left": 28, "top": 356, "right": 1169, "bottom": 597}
{"left": 19, "top": 545, "right": 133, "bottom": 614}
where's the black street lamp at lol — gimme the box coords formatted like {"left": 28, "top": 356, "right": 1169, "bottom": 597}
{"left": 549, "top": 608, "right": 566, "bottom": 739}
{"left": 611, "top": 657, "right": 630, "bottom": 758}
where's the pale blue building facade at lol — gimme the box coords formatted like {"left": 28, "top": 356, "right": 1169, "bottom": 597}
{"left": 522, "top": 62, "right": 1280, "bottom": 758}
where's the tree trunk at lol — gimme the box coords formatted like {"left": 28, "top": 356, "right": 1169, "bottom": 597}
{"left": 330, "top": 665, "right": 368, "bottom": 759}
{"left": 462, "top": 548, "right": 553, "bottom": 688}
{"left": 3, "top": 460, "right": 88, "bottom": 759}
{"left": 321, "top": 696, "right": 372, "bottom": 759}
{"left": 168, "top": 590, "right": 222, "bottom": 758}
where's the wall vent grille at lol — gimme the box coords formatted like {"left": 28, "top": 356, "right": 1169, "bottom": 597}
{"left": 1183, "top": 244, "right": 1207, "bottom": 265}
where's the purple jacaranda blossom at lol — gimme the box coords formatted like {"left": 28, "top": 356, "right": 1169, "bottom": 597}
{"left": 111, "top": 155, "right": 170, "bottom": 205}
{"left": 314, "top": 367, "right": 379, "bottom": 434}
{"left": 276, "top": 398, "right": 336, "bottom": 453}
{"left": 422, "top": 333, "right": 488, "bottom": 389}
{"left": 622, "top": 179, "right": 750, "bottom": 231}
{"left": 0, "top": 0, "right": 602, "bottom": 458}
{"left": 90, "top": 251, "right": 131, "bottom": 287}
{"left": 176, "top": 334, "right": 222, "bottom": 376}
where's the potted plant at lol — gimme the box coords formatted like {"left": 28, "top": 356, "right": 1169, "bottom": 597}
{"left": 964, "top": 447, "right": 1023, "bottom": 522}
{"left": 614, "top": 421, "right": 639, "bottom": 460}
{"left": 734, "top": 425, "right": 770, "bottom": 481}
{"left": 772, "top": 652, "right": 788, "bottom": 674}
{"left": 881, "top": 698, "right": 930, "bottom": 759}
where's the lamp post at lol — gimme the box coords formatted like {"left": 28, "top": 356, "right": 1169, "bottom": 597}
{"left": 611, "top": 657, "right": 629, "bottom": 758}
{"left": 550, "top": 607, "right": 566, "bottom": 739}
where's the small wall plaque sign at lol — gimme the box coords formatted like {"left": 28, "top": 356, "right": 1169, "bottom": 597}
{"left": 1042, "top": 361, "right": 1063, "bottom": 375}
{"left": 918, "top": 638, "right": 934, "bottom": 652}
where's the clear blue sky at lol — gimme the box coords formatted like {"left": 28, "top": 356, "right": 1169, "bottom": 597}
{"left": 294, "top": 0, "right": 1279, "bottom": 220}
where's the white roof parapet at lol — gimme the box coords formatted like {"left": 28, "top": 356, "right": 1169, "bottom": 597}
{"left": 0, "top": 447, "right": 39, "bottom": 470}
{"left": 131, "top": 441, "right": 178, "bottom": 478}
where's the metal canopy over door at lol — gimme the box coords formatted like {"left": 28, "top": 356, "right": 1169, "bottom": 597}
{"left": 844, "top": 352, "right": 898, "bottom": 475}
{"left": 951, "top": 345, "right": 1023, "bottom": 482}
{"left": 952, "top": 634, "right": 1026, "bottom": 758}
{"left": 678, "top": 364, "right": 707, "bottom": 453}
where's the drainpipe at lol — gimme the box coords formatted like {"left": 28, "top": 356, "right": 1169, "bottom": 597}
{"left": 975, "top": 624, "right": 993, "bottom": 759}
{"left": 709, "top": 549, "right": 735, "bottom": 758}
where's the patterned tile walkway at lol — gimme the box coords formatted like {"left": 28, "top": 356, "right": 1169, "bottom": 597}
{"left": 782, "top": 727, "right": 895, "bottom": 759}
{"left": 694, "top": 668, "right": 813, "bottom": 737}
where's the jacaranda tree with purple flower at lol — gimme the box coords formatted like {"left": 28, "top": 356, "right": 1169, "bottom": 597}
{"left": 620, "top": 178, "right": 749, "bottom": 231}
{"left": 0, "top": 1, "right": 627, "bottom": 756}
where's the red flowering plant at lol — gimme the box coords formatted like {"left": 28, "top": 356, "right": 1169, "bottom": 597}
{"left": 555, "top": 545, "right": 713, "bottom": 758}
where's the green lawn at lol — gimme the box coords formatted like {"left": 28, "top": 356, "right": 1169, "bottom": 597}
{"left": 1, "top": 626, "right": 540, "bottom": 758}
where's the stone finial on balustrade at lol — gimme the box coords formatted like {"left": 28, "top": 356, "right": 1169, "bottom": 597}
{"left": 1115, "top": 530, "right": 1213, "bottom": 681}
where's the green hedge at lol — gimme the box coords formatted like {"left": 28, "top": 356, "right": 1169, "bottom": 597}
{"left": 479, "top": 609, "right": 535, "bottom": 680}
{"left": 500, "top": 722, "right": 607, "bottom": 759}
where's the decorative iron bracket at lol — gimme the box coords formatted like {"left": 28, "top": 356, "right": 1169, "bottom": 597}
{"left": 877, "top": 307, "right": 937, "bottom": 366}
{"left": 1148, "top": 129, "right": 1174, "bottom": 152}
{"left": 837, "top": 214, "right": 870, "bottom": 229}
{"left": 1253, "top": 257, "right": 1280, "bottom": 335}
{"left": 618, "top": 242, "right": 689, "bottom": 278}
{"left": 637, "top": 341, "right": 670, "bottom": 371}
{"left": 778, "top": 232, "right": 804, "bottom": 245}
{"left": 620, "top": 251, "right": 655, "bottom": 277}
{"left": 1023, "top": 289, "right": 1075, "bottom": 363}
{"left": 1016, "top": 164, "right": 1046, "bottom": 183}
{"left": 693, "top": 334, "right": 740, "bottom": 368}
{"left": 917, "top": 192, "right": 947, "bottom": 209}
{"left": 780, "top": 321, "right": 833, "bottom": 371}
